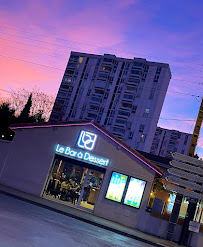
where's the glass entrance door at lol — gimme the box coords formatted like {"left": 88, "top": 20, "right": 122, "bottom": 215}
{"left": 78, "top": 170, "right": 104, "bottom": 211}
{"left": 43, "top": 155, "right": 105, "bottom": 211}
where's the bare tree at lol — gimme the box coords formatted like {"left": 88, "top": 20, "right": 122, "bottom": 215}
{"left": 8, "top": 86, "right": 55, "bottom": 121}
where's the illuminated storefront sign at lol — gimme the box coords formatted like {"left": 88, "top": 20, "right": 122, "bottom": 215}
{"left": 77, "top": 130, "right": 97, "bottom": 151}
{"left": 106, "top": 172, "right": 128, "bottom": 202}
{"left": 124, "top": 177, "right": 146, "bottom": 208}
{"left": 55, "top": 144, "right": 109, "bottom": 167}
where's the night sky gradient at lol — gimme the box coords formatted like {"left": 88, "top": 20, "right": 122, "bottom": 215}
{"left": 0, "top": 0, "right": 203, "bottom": 156}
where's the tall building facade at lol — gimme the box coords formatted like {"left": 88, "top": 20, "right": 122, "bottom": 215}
{"left": 50, "top": 52, "right": 171, "bottom": 152}
{"left": 150, "top": 127, "right": 192, "bottom": 158}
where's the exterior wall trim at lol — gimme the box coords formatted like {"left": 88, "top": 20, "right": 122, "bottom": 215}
{"left": 10, "top": 122, "right": 163, "bottom": 176}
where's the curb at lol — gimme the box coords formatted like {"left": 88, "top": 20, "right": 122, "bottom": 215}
{"left": 0, "top": 189, "right": 173, "bottom": 247}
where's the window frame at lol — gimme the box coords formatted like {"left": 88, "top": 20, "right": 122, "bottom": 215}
{"left": 105, "top": 171, "right": 147, "bottom": 209}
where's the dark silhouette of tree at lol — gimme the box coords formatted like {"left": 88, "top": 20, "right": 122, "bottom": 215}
{"left": 0, "top": 93, "right": 47, "bottom": 141}
{"left": 33, "top": 110, "right": 46, "bottom": 122}
{"left": 9, "top": 86, "right": 55, "bottom": 121}
{"left": 0, "top": 103, "right": 17, "bottom": 140}
{"left": 18, "top": 94, "right": 32, "bottom": 123}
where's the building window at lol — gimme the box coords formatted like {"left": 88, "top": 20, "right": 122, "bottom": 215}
{"left": 118, "top": 110, "right": 130, "bottom": 117}
{"left": 136, "top": 87, "right": 143, "bottom": 98}
{"left": 130, "top": 70, "right": 142, "bottom": 75}
{"left": 141, "top": 134, "right": 146, "bottom": 142}
{"left": 143, "top": 107, "right": 150, "bottom": 117}
{"left": 89, "top": 105, "right": 99, "bottom": 111}
{"left": 87, "top": 113, "right": 97, "bottom": 119}
{"left": 144, "top": 108, "right": 150, "bottom": 114}
{"left": 63, "top": 77, "right": 72, "bottom": 82}
{"left": 139, "top": 124, "right": 145, "bottom": 133}
{"left": 126, "top": 85, "right": 137, "bottom": 92}
{"left": 121, "top": 102, "right": 132, "bottom": 108}
{"left": 128, "top": 131, "right": 134, "bottom": 139}
{"left": 127, "top": 122, "right": 132, "bottom": 129}
{"left": 184, "top": 135, "right": 188, "bottom": 145}
{"left": 107, "top": 118, "right": 113, "bottom": 125}
{"left": 142, "top": 73, "right": 147, "bottom": 81}
{"left": 128, "top": 77, "right": 140, "bottom": 84}
{"left": 67, "top": 62, "right": 77, "bottom": 68}
{"left": 113, "top": 127, "right": 125, "bottom": 134}
{"left": 103, "top": 58, "right": 113, "bottom": 63}
{"left": 71, "top": 110, "right": 77, "bottom": 118}
{"left": 156, "top": 67, "right": 162, "bottom": 73}
{"left": 132, "top": 105, "right": 137, "bottom": 113}
{"left": 90, "top": 96, "right": 101, "bottom": 103}
{"left": 69, "top": 55, "right": 79, "bottom": 61}
{"left": 102, "top": 66, "right": 112, "bottom": 72}
{"left": 154, "top": 74, "right": 159, "bottom": 82}
{"left": 65, "top": 69, "right": 74, "bottom": 75}
{"left": 149, "top": 88, "right": 155, "bottom": 100}
{"left": 115, "top": 118, "right": 126, "bottom": 125}
{"left": 133, "top": 62, "right": 144, "bottom": 67}
{"left": 125, "top": 63, "right": 130, "bottom": 69}
{"left": 144, "top": 66, "right": 149, "bottom": 72}
{"left": 98, "top": 73, "right": 108, "bottom": 79}
{"left": 123, "top": 94, "right": 134, "bottom": 100}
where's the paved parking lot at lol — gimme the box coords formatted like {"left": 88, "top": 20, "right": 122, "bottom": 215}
{"left": 0, "top": 194, "right": 153, "bottom": 247}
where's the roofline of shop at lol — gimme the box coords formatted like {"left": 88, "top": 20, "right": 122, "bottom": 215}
{"left": 10, "top": 121, "right": 163, "bottom": 176}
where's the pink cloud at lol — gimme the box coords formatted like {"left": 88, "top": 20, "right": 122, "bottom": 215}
{"left": 116, "top": 0, "right": 139, "bottom": 8}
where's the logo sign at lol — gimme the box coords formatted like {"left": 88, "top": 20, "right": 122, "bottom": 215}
{"left": 55, "top": 144, "right": 109, "bottom": 167}
{"left": 77, "top": 131, "right": 97, "bottom": 151}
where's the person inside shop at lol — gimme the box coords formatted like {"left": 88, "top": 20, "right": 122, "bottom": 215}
{"left": 46, "top": 175, "right": 61, "bottom": 198}
{"left": 60, "top": 180, "right": 69, "bottom": 200}
{"left": 61, "top": 178, "right": 75, "bottom": 202}
{"left": 82, "top": 182, "right": 92, "bottom": 203}
{"left": 71, "top": 183, "right": 81, "bottom": 204}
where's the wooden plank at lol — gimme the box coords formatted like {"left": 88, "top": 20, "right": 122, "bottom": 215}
{"left": 165, "top": 184, "right": 202, "bottom": 200}
{"left": 168, "top": 168, "right": 203, "bottom": 183}
{"left": 172, "top": 153, "right": 203, "bottom": 167}
{"left": 170, "top": 160, "right": 203, "bottom": 175}
{"left": 166, "top": 176, "right": 203, "bottom": 192}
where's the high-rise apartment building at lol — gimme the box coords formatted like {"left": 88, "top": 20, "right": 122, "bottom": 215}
{"left": 150, "top": 127, "right": 192, "bottom": 158}
{"left": 50, "top": 52, "right": 171, "bottom": 152}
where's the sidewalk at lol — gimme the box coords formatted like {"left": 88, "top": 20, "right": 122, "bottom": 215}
{"left": 0, "top": 184, "right": 181, "bottom": 247}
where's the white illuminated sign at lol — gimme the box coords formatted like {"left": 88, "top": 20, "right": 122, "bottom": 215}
{"left": 124, "top": 177, "right": 146, "bottom": 208}
{"left": 77, "top": 131, "right": 97, "bottom": 151}
{"left": 106, "top": 172, "right": 128, "bottom": 202}
{"left": 55, "top": 144, "right": 109, "bottom": 167}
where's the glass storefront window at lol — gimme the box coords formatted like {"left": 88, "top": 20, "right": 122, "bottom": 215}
{"left": 124, "top": 177, "right": 146, "bottom": 208}
{"left": 45, "top": 158, "right": 87, "bottom": 205}
{"left": 44, "top": 156, "right": 104, "bottom": 210}
{"left": 80, "top": 170, "right": 104, "bottom": 210}
{"left": 166, "top": 193, "right": 176, "bottom": 213}
{"left": 166, "top": 195, "right": 203, "bottom": 223}
{"left": 105, "top": 172, "right": 146, "bottom": 209}
{"left": 105, "top": 172, "right": 128, "bottom": 202}
{"left": 179, "top": 198, "right": 189, "bottom": 218}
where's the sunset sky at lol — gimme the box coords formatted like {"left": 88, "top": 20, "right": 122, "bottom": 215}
{"left": 0, "top": 0, "right": 203, "bottom": 157}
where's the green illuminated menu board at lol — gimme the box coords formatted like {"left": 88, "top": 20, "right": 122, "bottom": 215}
{"left": 106, "top": 172, "right": 128, "bottom": 202}
{"left": 124, "top": 177, "right": 146, "bottom": 208}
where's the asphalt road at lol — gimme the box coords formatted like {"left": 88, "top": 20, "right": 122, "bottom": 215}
{"left": 0, "top": 193, "right": 154, "bottom": 247}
